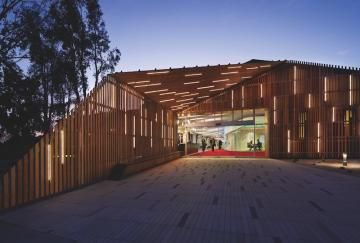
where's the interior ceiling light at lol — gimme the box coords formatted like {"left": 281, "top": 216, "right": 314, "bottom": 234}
{"left": 144, "top": 89, "right": 168, "bottom": 94}
{"left": 159, "top": 91, "right": 176, "bottom": 96}
{"left": 128, "top": 80, "right": 150, "bottom": 84}
{"left": 181, "top": 101, "right": 196, "bottom": 106}
{"left": 241, "top": 76, "right": 252, "bottom": 79}
{"left": 182, "top": 93, "right": 199, "bottom": 97}
{"left": 176, "top": 98, "right": 193, "bottom": 103}
{"left": 184, "top": 81, "right": 200, "bottom": 85}
{"left": 210, "top": 88, "right": 224, "bottom": 92}
{"left": 228, "top": 65, "right": 242, "bottom": 69}
{"left": 198, "top": 95, "right": 209, "bottom": 98}
{"left": 147, "top": 70, "right": 170, "bottom": 75}
{"left": 226, "top": 83, "right": 236, "bottom": 86}
{"left": 160, "top": 98, "right": 175, "bottom": 103}
{"left": 134, "top": 83, "right": 161, "bottom": 88}
{"left": 175, "top": 92, "right": 190, "bottom": 96}
{"left": 260, "top": 65, "right": 271, "bottom": 68}
{"left": 212, "top": 79, "right": 229, "bottom": 83}
{"left": 185, "top": 73, "right": 202, "bottom": 77}
{"left": 221, "top": 71, "right": 238, "bottom": 75}
{"left": 246, "top": 67, "right": 258, "bottom": 70}
{"left": 197, "top": 85, "right": 214, "bottom": 90}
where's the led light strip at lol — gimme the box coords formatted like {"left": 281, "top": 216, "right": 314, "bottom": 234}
{"left": 241, "top": 76, "right": 252, "bottom": 79}
{"left": 210, "top": 88, "right": 224, "bottom": 92}
{"left": 185, "top": 73, "right": 202, "bottom": 77}
{"left": 182, "top": 93, "right": 199, "bottom": 97}
{"left": 228, "top": 65, "right": 242, "bottom": 69}
{"left": 176, "top": 98, "right": 193, "bottom": 103}
{"left": 197, "top": 85, "right": 214, "bottom": 90}
{"left": 184, "top": 81, "right": 200, "bottom": 85}
{"left": 159, "top": 91, "right": 176, "bottom": 96}
{"left": 260, "top": 65, "right": 271, "bottom": 68}
{"left": 128, "top": 80, "right": 150, "bottom": 84}
{"left": 144, "top": 89, "right": 168, "bottom": 94}
{"left": 226, "top": 83, "right": 236, "bottom": 86}
{"left": 221, "top": 71, "right": 238, "bottom": 75}
{"left": 160, "top": 98, "right": 175, "bottom": 103}
{"left": 198, "top": 95, "right": 209, "bottom": 99}
{"left": 134, "top": 83, "right": 161, "bottom": 88}
{"left": 246, "top": 67, "right": 258, "bottom": 70}
{"left": 147, "top": 70, "right": 169, "bottom": 75}
{"left": 175, "top": 92, "right": 190, "bottom": 96}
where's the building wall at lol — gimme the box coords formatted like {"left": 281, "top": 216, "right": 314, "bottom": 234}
{"left": 0, "top": 76, "right": 178, "bottom": 210}
{"left": 182, "top": 61, "right": 360, "bottom": 159}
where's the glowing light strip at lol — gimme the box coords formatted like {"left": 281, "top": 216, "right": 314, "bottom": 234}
{"left": 260, "top": 83, "right": 263, "bottom": 98}
{"left": 210, "top": 88, "right": 224, "bottom": 92}
{"left": 221, "top": 71, "right": 238, "bottom": 75}
{"left": 317, "top": 122, "right": 320, "bottom": 153}
{"left": 308, "top": 94, "right": 311, "bottom": 108}
{"left": 185, "top": 73, "right": 202, "bottom": 77}
{"left": 160, "top": 98, "right": 174, "bottom": 103}
{"left": 144, "top": 89, "right": 168, "bottom": 94}
{"left": 175, "top": 92, "right": 190, "bottom": 96}
{"left": 124, "top": 113, "right": 127, "bottom": 134}
{"left": 242, "top": 86, "right": 245, "bottom": 107}
{"left": 273, "top": 96, "right": 277, "bottom": 125}
{"left": 160, "top": 92, "right": 176, "bottom": 96}
{"left": 47, "top": 144, "right": 52, "bottom": 181}
{"left": 197, "top": 85, "right": 214, "bottom": 90}
{"left": 184, "top": 81, "right": 200, "bottom": 85}
{"left": 260, "top": 65, "right": 271, "bottom": 68}
{"left": 133, "top": 116, "right": 135, "bottom": 148}
{"left": 246, "top": 67, "right": 258, "bottom": 70}
{"left": 294, "top": 66, "right": 297, "bottom": 94}
{"left": 147, "top": 70, "right": 169, "bottom": 75}
{"left": 128, "top": 80, "right": 150, "bottom": 84}
{"left": 134, "top": 83, "right": 161, "bottom": 88}
{"left": 150, "top": 121, "right": 153, "bottom": 148}
{"left": 176, "top": 98, "right": 193, "bottom": 103}
{"left": 226, "top": 83, "right": 236, "bottom": 86}
{"left": 349, "top": 75, "right": 353, "bottom": 106}
{"left": 180, "top": 101, "right": 196, "bottom": 106}
{"left": 182, "top": 93, "right": 199, "bottom": 97}
{"left": 324, "top": 77, "right": 328, "bottom": 101}
{"left": 228, "top": 65, "right": 242, "bottom": 69}
{"left": 241, "top": 76, "right": 252, "bottom": 79}
{"left": 198, "top": 95, "right": 209, "bottom": 99}
{"left": 287, "top": 130, "right": 290, "bottom": 153}
{"left": 212, "top": 79, "right": 229, "bottom": 83}
{"left": 61, "top": 130, "right": 65, "bottom": 164}
{"left": 332, "top": 107, "right": 335, "bottom": 123}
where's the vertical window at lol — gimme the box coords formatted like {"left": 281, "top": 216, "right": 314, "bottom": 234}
{"left": 145, "top": 108, "right": 147, "bottom": 136}
{"left": 298, "top": 112, "right": 306, "bottom": 139}
{"left": 344, "top": 109, "right": 352, "bottom": 125}
{"left": 317, "top": 122, "right": 320, "bottom": 153}
{"left": 308, "top": 93, "right": 311, "bottom": 108}
{"left": 332, "top": 107, "right": 335, "bottom": 123}
{"left": 324, "top": 77, "right": 328, "bottom": 101}
{"left": 273, "top": 96, "right": 277, "bottom": 125}
{"left": 260, "top": 83, "right": 263, "bottom": 98}
{"left": 287, "top": 129, "right": 290, "bottom": 153}
{"left": 61, "top": 130, "right": 65, "bottom": 164}
{"left": 350, "top": 75, "right": 353, "bottom": 105}
{"left": 133, "top": 116, "right": 136, "bottom": 148}
{"left": 124, "top": 113, "right": 127, "bottom": 135}
{"left": 161, "top": 109, "right": 164, "bottom": 138}
{"left": 140, "top": 101, "right": 143, "bottom": 136}
{"left": 124, "top": 91, "right": 127, "bottom": 135}
{"left": 47, "top": 144, "right": 52, "bottom": 181}
{"left": 293, "top": 66, "right": 297, "bottom": 94}
{"left": 150, "top": 121, "right": 153, "bottom": 148}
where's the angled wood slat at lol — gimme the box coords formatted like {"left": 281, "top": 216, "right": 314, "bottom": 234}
{"left": 0, "top": 77, "right": 178, "bottom": 210}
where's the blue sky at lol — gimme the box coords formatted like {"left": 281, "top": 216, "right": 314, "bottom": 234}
{"left": 100, "top": 0, "right": 360, "bottom": 76}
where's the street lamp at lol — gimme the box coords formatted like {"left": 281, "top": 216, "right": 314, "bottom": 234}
{"left": 342, "top": 153, "right": 347, "bottom": 166}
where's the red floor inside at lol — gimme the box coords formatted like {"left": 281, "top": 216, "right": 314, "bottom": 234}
{"left": 191, "top": 149, "right": 266, "bottom": 157}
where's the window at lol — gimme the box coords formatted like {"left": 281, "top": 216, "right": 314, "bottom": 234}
{"left": 298, "top": 112, "right": 306, "bottom": 139}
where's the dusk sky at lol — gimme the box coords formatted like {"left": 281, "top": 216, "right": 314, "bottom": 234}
{"left": 98, "top": 0, "right": 359, "bottom": 86}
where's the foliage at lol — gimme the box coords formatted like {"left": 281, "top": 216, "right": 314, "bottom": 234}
{"left": 0, "top": 0, "right": 120, "bottom": 159}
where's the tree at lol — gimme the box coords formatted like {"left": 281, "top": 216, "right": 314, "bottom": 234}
{"left": 86, "top": 0, "right": 120, "bottom": 87}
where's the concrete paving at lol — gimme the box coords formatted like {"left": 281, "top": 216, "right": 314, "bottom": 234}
{"left": 1, "top": 157, "right": 360, "bottom": 243}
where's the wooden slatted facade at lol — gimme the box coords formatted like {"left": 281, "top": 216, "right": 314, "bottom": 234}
{"left": 0, "top": 76, "right": 178, "bottom": 210}
{"left": 1, "top": 59, "right": 359, "bottom": 211}
{"left": 182, "top": 61, "right": 360, "bottom": 159}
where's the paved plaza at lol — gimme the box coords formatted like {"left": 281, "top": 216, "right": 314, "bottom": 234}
{"left": 1, "top": 157, "right": 360, "bottom": 243}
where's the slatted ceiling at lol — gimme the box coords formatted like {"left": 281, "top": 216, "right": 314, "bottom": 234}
{"left": 112, "top": 60, "right": 282, "bottom": 111}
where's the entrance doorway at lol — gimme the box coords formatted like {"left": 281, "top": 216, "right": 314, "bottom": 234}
{"left": 178, "top": 108, "right": 268, "bottom": 157}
